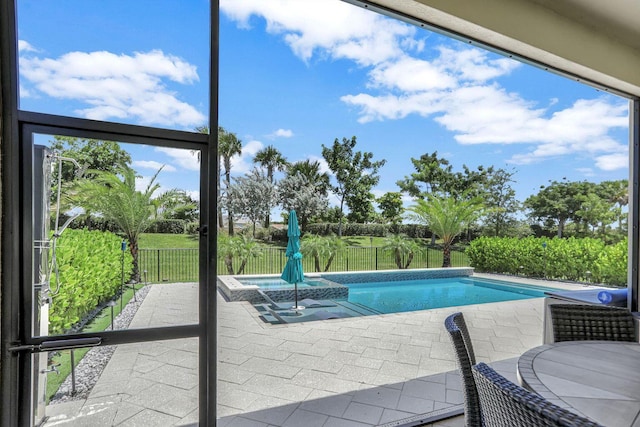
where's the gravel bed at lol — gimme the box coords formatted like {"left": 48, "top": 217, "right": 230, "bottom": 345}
{"left": 49, "top": 285, "right": 151, "bottom": 404}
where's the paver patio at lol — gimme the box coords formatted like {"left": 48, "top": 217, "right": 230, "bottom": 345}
{"left": 44, "top": 274, "right": 590, "bottom": 426}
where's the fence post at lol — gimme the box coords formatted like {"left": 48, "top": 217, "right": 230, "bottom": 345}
{"left": 157, "top": 249, "right": 160, "bottom": 282}
{"left": 375, "top": 247, "right": 378, "bottom": 270}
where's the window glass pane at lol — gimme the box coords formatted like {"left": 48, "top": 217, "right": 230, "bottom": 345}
{"left": 32, "top": 133, "right": 201, "bottom": 338}
{"left": 17, "top": 1, "right": 209, "bottom": 132}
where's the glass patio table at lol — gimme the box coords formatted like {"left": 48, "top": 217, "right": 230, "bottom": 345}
{"left": 517, "top": 341, "right": 640, "bottom": 427}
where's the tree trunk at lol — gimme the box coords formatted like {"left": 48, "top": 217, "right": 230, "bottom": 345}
{"left": 394, "top": 250, "right": 403, "bottom": 269}
{"left": 225, "top": 170, "right": 234, "bottom": 236}
{"left": 217, "top": 159, "right": 224, "bottom": 229}
{"left": 224, "top": 255, "right": 234, "bottom": 274}
{"left": 442, "top": 244, "right": 451, "bottom": 268}
{"left": 338, "top": 198, "right": 345, "bottom": 237}
{"left": 314, "top": 254, "right": 321, "bottom": 272}
{"left": 404, "top": 252, "right": 414, "bottom": 269}
{"left": 238, "top": 259, "right": 247, "bottom": 275}
{"left": 129, "top": 238, "right": 140, "bottom": 282}
{"left": 324, "top": 254, "right": 336, "bottom": 272}
{"left": 557, "top": 218, "right": 565, "bottom": 238}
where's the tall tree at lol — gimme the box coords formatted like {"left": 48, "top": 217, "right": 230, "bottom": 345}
{"left": 152, "top": 189, "right": 199, "bottom": 222}
{"left": 49, "top": 136, "right": 132, "bottom": 182}
{"left": 321, "top": 136, "right": 386, "bottom": 235}
{"left": 70, "top": 164, "right": 162, "bottom": 282}
{"left": 377, "top": 192, "right": 404, "bottom": 226}
{"left": 408, "top": 195, "right": 483, "bottom": 267}
{"left": 596, "top": 179, "right": 628, "bottom": 231}
{"left": 253, "top": 145, "right": 288, "bottom": 228}
{"left": 278, "top": 173, "right": 328, "bottom": 233}
{"left": 396, "top": 152, "right": 453, "bottom": 198}
{"left": 227, "top": 169, "right": 277, "bottom": 237}
{"left": 481, "top": 168, "right": 520, "bottom": 237}
{"left": 524, "top": 180, "right": 591, "bottom": 238}
{"left": 219, "top": 126, "right": 242, "bottom": 235}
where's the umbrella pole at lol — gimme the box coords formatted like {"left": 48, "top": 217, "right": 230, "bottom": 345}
{"left": 294, "top": 283, "right": 300, "bottom": 314}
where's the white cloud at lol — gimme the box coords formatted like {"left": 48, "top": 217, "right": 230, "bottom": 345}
{"left": 18, "top": 40, "right": 37, "bottom": 53}
{"left": 186, "top": 190, "right": 200, "bottom": 202}
{"left": 306, "top": 155, "right": 331, "bottom": 175}
{"left": 268, "top": 128, "right": 294, "bottom": 138}
{"left": 221, "top": 0, "right": 627, "bottom": 172}
{"left": 220, "top": 0, "right": 418, "bottom": 66}
{"left": 595, "top": 153, "right": 628, "bottom": 171}
{"left": 133, "top": 160, "right": 176, "bottom": 172}
{"left": 156, "top": 147, "right": 201, "bottom": 171}
{"left": 19, "top": 47, "right": 205, "bottom": 127}
{"left": 232, "top": 140, "right": 264, "bottom": 173}
{"left": 135, "top": 175, "right": 153, "bottom": 192}
{"left": 576, "top": 167, "right": 596, "bottom": 177}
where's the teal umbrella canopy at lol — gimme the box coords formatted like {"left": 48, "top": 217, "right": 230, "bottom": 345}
{"left": 281, "top": 210, "right": 304, "bottom": 284}
{"left": 281, "top": 210, "right": 304, "bottom": 311}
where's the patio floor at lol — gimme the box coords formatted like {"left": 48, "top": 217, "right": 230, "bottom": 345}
{"left": 44, "top": 274, "right": 588, "bottom": 426}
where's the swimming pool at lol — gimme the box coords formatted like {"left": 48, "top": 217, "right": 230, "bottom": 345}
{"left": 347, "top": 277, "right": 556, "bottom": 314}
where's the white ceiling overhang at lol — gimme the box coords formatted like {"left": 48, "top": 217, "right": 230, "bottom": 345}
{"left": 348, "top": 0, "right": 640, "bottom": 98}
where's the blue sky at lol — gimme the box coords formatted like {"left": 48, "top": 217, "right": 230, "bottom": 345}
{"left": 17, "top": 0, "right": 630, "bottom": 217}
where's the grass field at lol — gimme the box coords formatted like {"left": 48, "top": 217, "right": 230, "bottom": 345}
{"left": 139, "top": 233, "right": 199, "bottom": 249}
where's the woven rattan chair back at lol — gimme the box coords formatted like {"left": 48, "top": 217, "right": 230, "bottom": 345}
{"left": 549, "top": 304, "right": 636, "bottom": 342}
{"left": 444, "top": 312, "right": 481, "bottom": 427}
{"left": 472, "top": 362, "right": 604, "bottom": 427}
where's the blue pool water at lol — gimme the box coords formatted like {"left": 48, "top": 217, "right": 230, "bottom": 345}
{"left": 347, "top": 277, "right": 555, "bottom": 314}
{"left": 240, "top": 278, "right": 325, "bottom": 289}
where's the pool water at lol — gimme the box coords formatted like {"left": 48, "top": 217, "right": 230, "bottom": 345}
{"left": 347, "top": 277, "right": 555, "bottom": 314}
{"left": 240, "top": 278, "right": 325, "bottom": 289}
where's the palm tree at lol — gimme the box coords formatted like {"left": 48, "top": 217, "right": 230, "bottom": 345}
{"left": 408, "top": 194, "right": 483, "bottom": 267}
{"left": 382, "top": 234, "right": 422, "bottom": 269}
{"left": 301, "top": 234, "right": 345, "bottom": 272}
{"left": 287, "top": 159, "right": 330, "bottom": 196}
{"left": 253, "top": 145, "right": 288, "bottom": 228}
{"left": 217, "top": 234, "right": 262, "bottom": 274}
{"left": 219, "top": 126, "right": 242, "bottom": 235}
{"left": 70, "top": 164, "right": 162, "bottom": 281}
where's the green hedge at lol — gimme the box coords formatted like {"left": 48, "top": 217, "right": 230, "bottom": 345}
{"left": 146, "top": 219, "right": 186, "bottom": 234}
{"left": 49, "top": 229, "right": 133, "bottom": 334}
{"left": 466, "top": 236, "right": 627, "bottom": 286}
{"left": 304, "top": 223, "right": 431, "bottom": 238}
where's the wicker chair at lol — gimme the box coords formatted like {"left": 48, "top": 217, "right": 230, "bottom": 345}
{"left": 549, "top": 304, "right": 636, "bottom": 343}
{"left": 472, "top": 362, "right": 604, "bottom": 427}
{"left": 444, "top": 312, "right": 481, "bottom": 427}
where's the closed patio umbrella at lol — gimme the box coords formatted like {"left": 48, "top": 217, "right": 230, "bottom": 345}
{"left": 281, "top": 210, "right": 305, "bottom": 311}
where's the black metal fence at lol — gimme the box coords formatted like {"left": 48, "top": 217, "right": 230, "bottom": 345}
{"left": 139, "top": 246, "right": 469, "bottom": 283}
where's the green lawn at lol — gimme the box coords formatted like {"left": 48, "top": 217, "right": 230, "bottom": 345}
{"left": 139, "top": 233, "right": 199, "bottom": 249}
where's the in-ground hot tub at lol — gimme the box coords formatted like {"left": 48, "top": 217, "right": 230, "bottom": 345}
{"left": 217, "top": 274, "right": 349, "bottom": 303}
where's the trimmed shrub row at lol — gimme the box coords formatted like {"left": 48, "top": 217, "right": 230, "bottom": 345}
{"left": 48, "top": 229, "right": 133, "bottom": 334}
{"left": 305, "top": 223, "right": 433, "bottom": 238}
{"left": 466, "top": 236, "right": 627, "bottom": 286}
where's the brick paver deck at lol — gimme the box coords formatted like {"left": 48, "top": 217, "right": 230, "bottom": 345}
{"left": 45, "top": 274, "right": 589, "bottom": 426}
